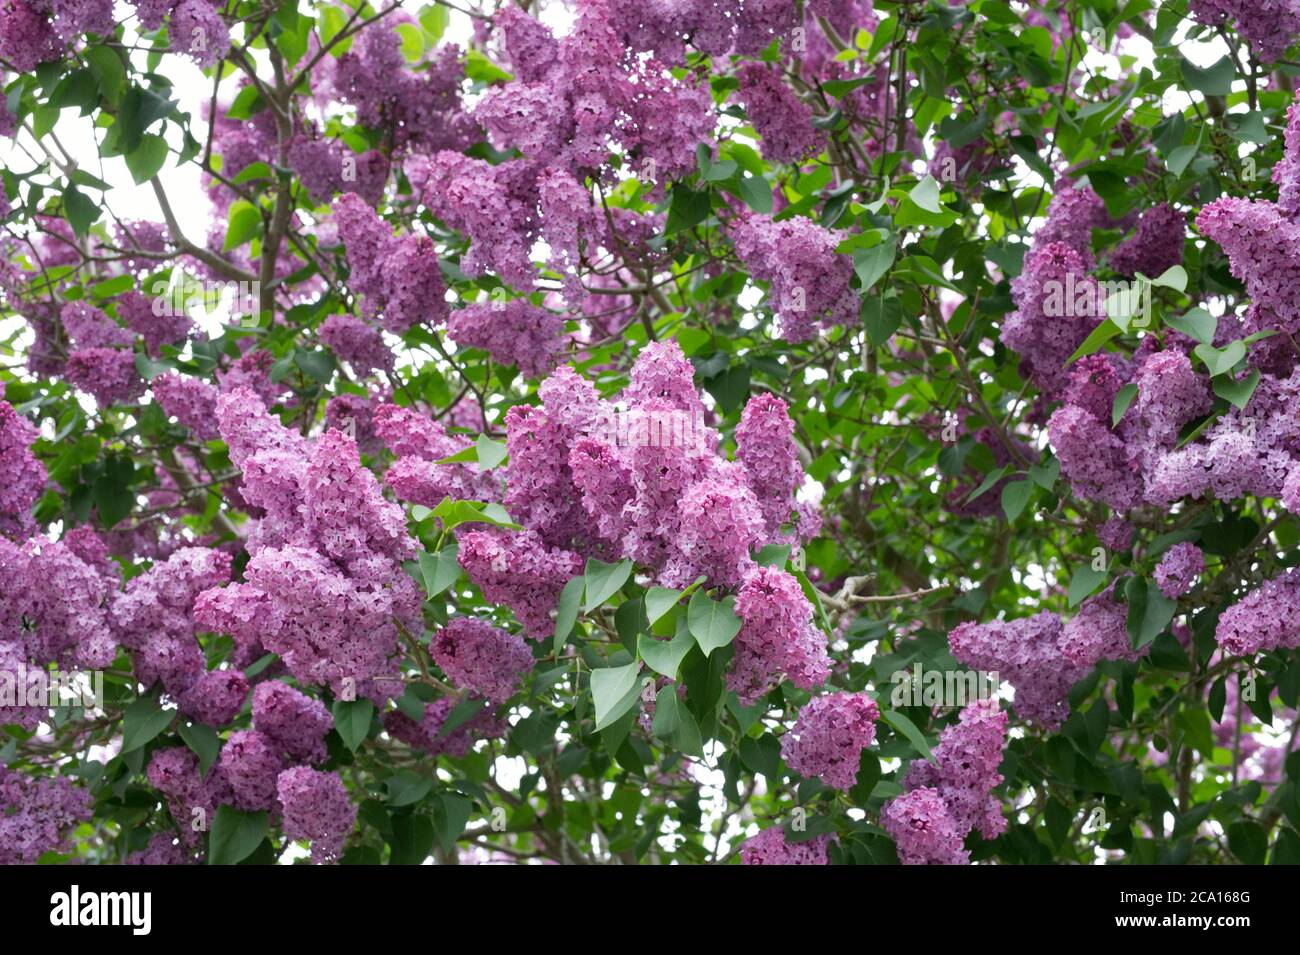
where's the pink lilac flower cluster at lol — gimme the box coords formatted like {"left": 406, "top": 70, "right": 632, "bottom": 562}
{"left": 883, "top": 699, "right": 1008, "bottom": 865}
{"left": 146, "top": 747, "right": 232, "bottom": 848}
{"left": 1047, "top": 348, "right": 1215, "bottom": 511}
{"left": 593, "top": 0, "right": 804, "bottom": 65}
{"left": 736, "top": 62, "right": 826, "bottom": 164}
{"left": 330, "top": 19, "right": 478, "bottom": 154}
{"left": 411, "top": 152, "right": 542, "bottom": 291}
{"left": 0, "top": 0, "right": 63, "bottom": 72}
{"left": 729, "top": 565, "right": 832, "bottom": 705}
{"left": 881, "top": 786, "right": 968, "bottom": 865}
{"left": 948, "top": 611, "right": 1087, "bottom": 729}
{"left": 220, "top": 728, "right": 286, "bottom": 813}
{"left": 115, "top": 290, "right": 192, "bottom": 357}
{"left": 382, "top": 698, "right": 508, "bottom": 758}
{"left": 780, "top": 691, "right": 880, "bottom": 790}
{"left": 216, "top": 348, "right": 285, "bottom": 407}
{"left": 738, "top": 826, "right": 832, "bottom": 865}
{"left": 372, "top": 402, "right": 498, "bottom": 507}
{"left": 0, "top": 395, "right": 46, "bottom": 537}
{"left": 151, "top": 372, "right": 220, "bottom": 440}
{"left": 112, "top": 220, "right": 171, "bottom": 275}
{"left": 1, "top": 532, "right": 119, "bottom": 671}
{"left": 193, "top": 388, "right": 422, "bottom": 700}
{"left": 251, "top": 680, "right": 333, "bottom": 764}
{"left": 124, "top": 832, "right": 193, "bottom": 865}
{"left": 277, "top": 766, "right": 356, "bottom": 864}
{"left": 1003, "top": 241, "right": 1103, "bottom": 397}
{"left": 58, "top": 302, "right": 146, "bottom": 407}
{"left": 140, "top": 677, "right": 340, "bottom": 855}
{"left": 456, "top": 342, "right": 820, "bottom": 647}
{"left": 1216, "top": 568, "right": 1300, "bottom": 655}
{"left": 429, "top": 617, "right": 534, "bottom": 704}
{"left": 168, "top": 0, "right": 231, "bottom": 68}
{"left": 1058, "top": 584, "right": 1145, "bottom": 668}
{"left": 318, "top": 313, "right": 394, "bottom": 377}
{"left": 730, "top": 211, "right": 858, "bottom": 342}
{"left": 177, "top": 668, "right": 249, "bottom": 726}
{"left": 1189, "top": 0, "right": 1300, "bottom": 64}
{"left": 287, "top": 133, "right": 388, "bottom": 206}
{"left": 110, "top": 546, "right": 231, "bottom": 694}
{"left": 445, "top": 300, "right": 567, "bottom": 379}
{"left": 1107, "top": 202, "right": 1186, "bottom": 279}
{"left": 334, "top": 192, "right": 449, "bottom": 333}
{"left": 0, "top": 765, "right": 92, "bottom": 864}
{"left": 457, "top": 529, "right": 584, "bottom": 638}
{"left": 1154, "top": 542, "right": 1204, "bottom": 599}
{"left": 475, "top": 0, "right": 713, "bottom": 183}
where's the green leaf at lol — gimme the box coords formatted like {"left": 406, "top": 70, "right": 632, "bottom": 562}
{"left": 651, "top": 684, "right": 704, "bottom": 757}
{"left": 881, "top": 709, "right": 937, "bottom": 766}
{"left": 861, "top": 295, "right": 902, "bottom": 347}
{"left": 1213, "top": 369, "right": 1260, "bottom": 410}
{"left": 736, "top": 173, "right": 773, "bottom": 214}
{"left": 223, "top": 200, "right": 261, "bottom": 251}
{"left": 592, "top": 662, "right": 641, "bottom": 731}
{"left": 417, "top": 546, "right": 460, "bottom": 597}
{"left": 552, "top": 575, "right": 584, "bottom": 654}
{"left": 1165, "top": 307, "right": 1217, "bottom": 346}
{"left": 232, "top": 162, "right": 273, "bottom": 184}
{"left": 178, "top": 721, "right": 221, "bottom": 777}
{"left": 852, "top": 237, "right": 896, "bottom": 292}
{"left": 583, "top": 557, "right": 633, "bottom": 612}
{"left": 388, "top": 814, "right": 435, "bottom": 865}
{"left": 1227, "top": 820, "right": 1268, "bottom": 865}
{"left": 86, "top": 45, "right": 125, "bottom": 105}
{"left": 908, "top": 175, "right": 943, "bottom": 213}
{"left": 1181, "top": 55, "right": 1236, "bottom": 96}
{"left": 385, "top": 771, "right": 433, "bottom": 807}
{"left": 1000, "top": 480, "right": 1032, "bottom": 522}
{"left": 1208, "top": 676, "right": 1227, "bottom": 723}
{"left": 475, "top": 434, "right": 508, "bottom": 469}
{"left": 686, "top": 591, "right": 742, "bottom": 657}
{"left": 666, "top": 185, "right": 711, "bottom": 234}
{"left": 1028, "top": 458, "right": 1060, "bottom": 490}
{"left": 1125, "top": 576, "right": 1177, "bottom": 650}
{"left": 121, "top": 696, "right": 175, "bottom": 753}
{"left": 124, "top": 133, "right": 169, "bottom": 185}
{"left": 1112, "top": 382, "right": 1139, "bottom": 427}
{"left": 436, "top": 697, "right": 490, "bottom": 738}
{"left": 1194, "top": 340, "right": 1246, "bottom": 377}
{"left": 638, "top": 620, "right": 694, "bottom": 679}
{"left": 1066, "top": 319, "right": 1121, "bottom": 365}
{"left": 965, "top": 464, "right": 1009, "bottom": 503}
{"left": 433, "top": 794, "right": 473, "bottom": 853}
{"left": 644, "top": 586, "right": 681, "bottom": 626}
{"left": 1068, "top": 564, "right": 1108, "bottom": 608}
{"left": 1165, "top": 143, "right": 1199, "bottom": 177}
{"left": 208, "top": 807, "right": 268, "bottom": 866}
{"left": 293, "top": 348, "right": 335, "bottom": 384}
{"left": 703, "top": 363, "right": 750, "bottom": 415}
{"left": 1271, "top": 827, "right": 1300, "bottom": 865}
{"left": 63, "top": 185, "right": 99, "bottom": 239}
{"left": 1148, "top": 264, "right": 1187, "bottom": 292}
{"left": 332, "top": 698, "right": 374, "bottom": 751}
{"left": 117, "top": 85, "right": 173, "bottom": 154}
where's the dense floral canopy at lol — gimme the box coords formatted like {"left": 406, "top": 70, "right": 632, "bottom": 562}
{"left": 2, "top": 0, "right": 1300, "bottom": 866}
